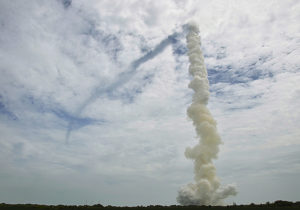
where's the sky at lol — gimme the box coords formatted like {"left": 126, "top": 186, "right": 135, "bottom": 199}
{"left": 0, "top": 0, "right": 300, "bottom": 206}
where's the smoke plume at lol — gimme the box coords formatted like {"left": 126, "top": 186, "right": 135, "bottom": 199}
{"left": 177, "top": 22, "right": 237, "bottom": 206}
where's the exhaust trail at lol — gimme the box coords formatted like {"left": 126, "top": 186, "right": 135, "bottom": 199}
{"left": 177, "top": 22, "right": 237, "bottom": 206}
{"left": 65, "top": 32, "right": 181, "bottom": 142}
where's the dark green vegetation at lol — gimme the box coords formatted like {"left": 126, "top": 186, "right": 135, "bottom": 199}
{"left": 0, "top": 201, "right": 299, "bottom": 210}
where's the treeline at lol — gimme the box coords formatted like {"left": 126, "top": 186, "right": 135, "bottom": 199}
{"left": 0, "top": 200, "right": 300, "bottom": 210}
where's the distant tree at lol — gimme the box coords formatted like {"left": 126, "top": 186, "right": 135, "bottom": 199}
{"left": 92, "top": 204, "right": 104, "bottom": 208}
{"left": 274, "top": 200, "right": 293, "bottom": 206}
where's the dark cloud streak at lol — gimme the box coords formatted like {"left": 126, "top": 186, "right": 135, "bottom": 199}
{"left": 65, "top": 32, "right": 182, "bottom": 143}
{"left": 61, "top": 0, "right": 72, "bottom": 9}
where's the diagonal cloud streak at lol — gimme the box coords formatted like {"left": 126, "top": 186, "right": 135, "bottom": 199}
{"left": 65, "top": 32, "right": 182, "bottom": 143}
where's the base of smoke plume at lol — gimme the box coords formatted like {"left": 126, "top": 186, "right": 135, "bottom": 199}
{"left": 177, "top": 183, "right": 237, "bottom": 206}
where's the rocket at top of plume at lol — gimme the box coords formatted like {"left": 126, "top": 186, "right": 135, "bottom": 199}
{"left": 187, "top": 21, "right": 200, "bottom": 34}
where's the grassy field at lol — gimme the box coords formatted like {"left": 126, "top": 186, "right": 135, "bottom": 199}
{"left": 0, "top": 201, "right": 299, "bottom": 210}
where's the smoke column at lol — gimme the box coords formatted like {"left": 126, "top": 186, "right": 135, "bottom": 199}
{"left": 177, "top": 22, "right": 237, "bottom": 206}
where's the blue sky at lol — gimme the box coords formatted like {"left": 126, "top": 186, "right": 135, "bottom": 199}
{"left": 0, "top": 0, "right": 300, "bottom": 206}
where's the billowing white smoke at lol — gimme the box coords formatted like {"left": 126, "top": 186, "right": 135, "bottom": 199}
{"left": 177, "top": 22, "right": 237, "bottom": 206}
